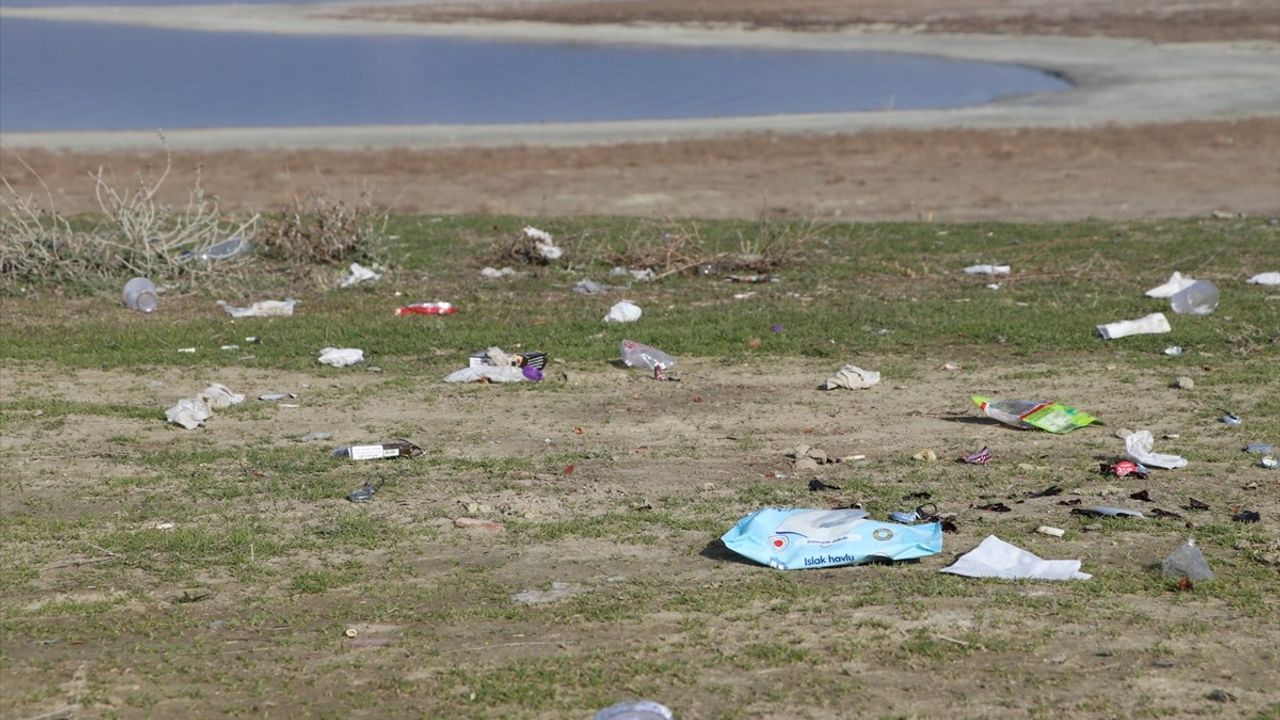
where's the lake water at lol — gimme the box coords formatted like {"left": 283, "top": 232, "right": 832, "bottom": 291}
{"left": 0, "top": 17, "right": 1070, "bottom": 132}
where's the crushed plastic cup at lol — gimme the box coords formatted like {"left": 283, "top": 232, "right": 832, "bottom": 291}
{"left": 122, "top": 277, "right": 158, "bottom": 313}
{"left": 595, "top": 701, "right": 674, "bottom": 720}
{"left": 1162, "top": 539, "right": 1213, "bottom": 581}
{"left": 1169, "top": 280, "right": 1219, "bottom": 315}
{"left": 1096, "top": 312, "right": 1171, "bottom": 339}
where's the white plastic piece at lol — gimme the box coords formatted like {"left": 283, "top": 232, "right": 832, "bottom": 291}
{"left": 1246, "top": 271, "right": 1280, "bottom": 285}
{"left": 1145, "top": 271, "right": 1197, "bottom": 298}
{"left": 217, "top": 299, "right": 296, "bottom": 318}
{"left": 165, "top": 383, "right": 245, "bottom": 429}
{"left": 317, "top": 347, "right": 363, "bottom": 367}
{"left": 604, "top": 300, "right": 642, "bottom": 323}
{"left": 338, "top": 262, "right": 381, "bottom": 288}
{"left": 444, "top": 366, "right": 528, "bottom": 383}
{"left": 964, "top": 264, "right": 1010, "bottom": 275}
{"left": 820, "top": 364, "right": 881, "bottom": 390}
{"left": 941, "top": 535, "right": 1091, "bottom": 581}
{"left": 1096, "top": 312, "right": 1171, "bottom": 339}
{"left": 1125, "top": 429, "right": 1188, "bottom": 469}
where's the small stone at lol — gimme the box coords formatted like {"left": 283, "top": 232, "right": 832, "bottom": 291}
{"left": 1017, "top": 463, "right": 1036, "bottom": 472}
{"left": 1206, "top": 689, "right": 1236, "bottom": 703}
{"left": 1173, "top": 376, "right": 1194, "bottom": 390}
{"left": 805, "top": 448, "right": 829, "bottom": 464}
{"left": 1113, "top": 428, "right": 1134, "bottom": 440}
{"left": 794, "top": 457, "right": 820, "bottom": 471}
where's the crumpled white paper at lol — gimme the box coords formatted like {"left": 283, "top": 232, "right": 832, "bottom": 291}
{"left": 1096, "top": 312, "right": 1171, "bottom": 339}
{"left": 217, "top": 299, "right": 296, "bottom": 318}
{"left": 1124, "top": 429, "right": 1188, "bottom": 469}
{"left": 941, "top": 535, "right": 1091, "bottom": 581}
{"left": 820, "top": 364, "right": 881, "bottom": 391}
{"left": 604, "top": 300, "right": 642, "bottom": 323}
{"left": 523, "top": 226, "right": 563, "bottom": 261}
{"left": 1145, "top": 271, "right": 1197, "bottom": 298}
{"left": 317, "top": 347, "right": 363, "bottom": 367}
{"left": 1247, "top": 271, "right": 1280, "bottom": 285}
{"left": 479, "top": 266, "right": 517, "bottom": 279}
{"left": 963, "top": 264, "right": 1010, "bottom": 275}
{"left": 165, "top": 383, "right": 245, "bottom": 429}
{"left": 338, "top": 263, "right": 381, "bottom": 288}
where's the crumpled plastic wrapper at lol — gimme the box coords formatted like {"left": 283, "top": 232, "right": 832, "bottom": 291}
{"left": 338, "top": 263, "right": 381, "bottom": 288}
{"left": 317, "top": 347, "right": 364, "bottom": 367}
{"left": 445, "top": 348, "right": 532, "bottom": 383}
{"left": 165, "top": 383, "right": 245, "bottom": 429}
{"left": 820, "top": 364, "right": 881, "bottom": 390}
{"left": 941, "top": 535, "right": 1091, "bottom": 581}
{"left": 1125, "top": 429, "right": 1188, "bottom": 469}
{"left": 604, "top": 300, "right": 642, "bottom": 323}
{"left": 1247, "top": 271, "right": 1280, "bottom": 285}
{"left": 217, "top": 299, "right": 296, "bottom": 318}
{"left": 1145, "top": 271, "right": 1197, "bottom": 298}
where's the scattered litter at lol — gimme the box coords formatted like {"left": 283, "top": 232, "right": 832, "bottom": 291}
{"left": 727, "top": 273, "right": 774, "bottom": 283}
{"left": 448, "top": 347, "right": 546, "bottom": 383}
{"left": 154, "top": 522, "right": 176, "bottom": 531}
{"left": 177, "top": 347, "right": 197, "bottom": 353}
{"left": 217, "top": 299, "right": 296, "bottom": 318}
{"left": 1163, "top": 539, "right": 1213, "bottom": 581}
{"left": 346, "top": 482, "right": 379, "bottom": 503}
{"left": 971, "top": 396, "right": 1097, "bottom": 433}
{"left": 1101, "top": 460, "right": 1150, "bottom": 479}
{"left": 1219, "top": 411, "right": 1242, "bottom": 426}
{"left": 1169, "top": 280, "right": 1219, "bottom": 315}
{"left": 912, "top": 448, "right": 938, "bottom": 463}
{"left": 195, "top": 235, "right": 251, "bottom": 262}
{"left": 889, "top": 503, "right": 935, "bottom": 524}
{"left": 1164, "top": 346, "right": 1183, "bottom": 356}
{"left": 318, "top": 347, "right": 363, "bottom": 367}
{"left": 1206, "top": 689, "right": 1237, "bottom": 704}
{"left": 297, "top": 431, "right": 332, "bottom": 443}
{"left": 1145, "top": 271, "right": 1196, "bottom": 298}
{"left": 963, "top": 264, "right": 1010, "bottom": 275}
{"left": 470, "top": 348, "right": 549, "bottom": 370}
{"left": 344, "top": 628, "right": 359, "bottom": 638}
{"left": 771, "top": 323, "right": 785, "bottom": 333}
{"left": 604, "top": 300, "right": 643, "bottom": 323}
{"left": 165, "top": 383, "right": 245, "bottom": 429}
{"left": 1183, "top": 498, "right": 1211, "bottom": 511}
{"left": 960, "top": 446, "right": 992, "bottom": 465}
{"left": 941, "top": 362, "right": 962, "bottom": 371}
{"left": 595, "top": 700, "right": 674, "bottom": 720}
{"left": 1129, "top": 489, "right": 1152, "bottom": 502}
{"left": 523, "top": 226, "right": 563, "bottom": 261}
{"left": 219, "top": 344, "right": 239, "bottom": 351}
{"left": 1262, "top": 455, "right": 1279, "bottom": 470}
{"left": 1245, "top": 442, "right": 1274, "bottom": 454}
{"left": 1125, "top": 430, "right": 1188, "bottom": 469}
{"left": 1150, "top": 508, "right": 1183, "bottom": 519}
{"left": 445, "top": 366, "right": 527, "bottom": 383}
{"left": 1246, "top": 272, "right": 1280, "bottom": 285}
{"left": 985, "top": 283, "right": 1001, "bottom": 290}
{"left": 1071, "top": 506, "right": 1145, "bottom": 519}
{"left": 245, "top": 336, "right": 260, "bottom": 344}
{"left": 820, "top": 364, "right": 881, "bottom": 391}
{"left": 455, "top": 517, "right": 506, "bottom": 532}
{"left": 479, "top": 266, "right": 517, "bottom": 279}
{"left": 1036, "top": 526, "right": 1065, "bottom": 538}
{"left": 974, "top": 502, "right": 1012, "bottom": 513}
{"left": 720, "top": 508, "right": 942, "bottom": 570}
{"left": 395, "top": 301, "right": 456, "bottom": 316}
{"left": 572, "top": 279, "right": 609, "bottom": 295}
{"left": 941, "top": 535, "right": 1090, "bottom": 581}
{"left": 258, "top": 392, "right": 297, "bottom": 402}
{"left": 338, "top": 262, "right": 381, "bottom": 288}
{"left": 1232, "top": 510, "right": 1260, "bottom": 523}
{"left": 620, "top": 340, "right": 676, "bottom": 380}
{"left": 512, "top": 581, "right": 583, "bottom": 605}
{"left": 611, "top": 266, "right": 656, "bottom": 282}
{"left": 332, "top": 439, "right": 423, "bottom": 460}
{"left": 1096, "top": 312, "right": 1171, "bottom": 339}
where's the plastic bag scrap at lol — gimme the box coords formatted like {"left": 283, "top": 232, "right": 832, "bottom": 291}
{"left": 317, "top": 347, "right": 363, "bottom": 367}
{"left": 165, "top": 383, "right": 244, "bottom": 429}
{"left": 604, "top": 300, "right": 642, "bottom": 323}
{"left": 1145, "top": 271, "right": 1197, "bottom": 298}
{"left": 720, "top": 508, "right": 942, "bottom": 571}
{"left": 1096, "top": 312, "right": 1171, "bottom": 339}
{"left": 971, "top": 396, "right": 1097, "bottom": 434}
{"left": 1246, "top": 272, "right": 1280, "bottom": 285}
{"left": 820, "top": 364, "right": 881, "bottom": 391}
{"left": 941, "top": 535, "right": 1091, "bottom": 581}
{"left": 1125, "top": 430, "right": 1188, "bottom": 469}
{"left": 338, "top": 262, "right": 381, "bottom": 288}
{"left": 217, "top": 299, "right": 296, "bottom": 318}
{"left": 963, "top": 264, "right": 1010, "bottom": 275}
{"left": 524, "top": 226, "right": 563, "bottom": 261}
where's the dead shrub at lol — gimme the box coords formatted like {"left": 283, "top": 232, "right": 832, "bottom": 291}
{"left": 257, "top": 192, "right": 389, "bottom": 266}
{"left": 607, "top": 217, "right": 820, "bottom": 279}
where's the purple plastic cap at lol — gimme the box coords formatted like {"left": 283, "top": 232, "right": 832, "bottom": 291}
{"left": 523, "top": 365, "right": 544, "bottom": 382}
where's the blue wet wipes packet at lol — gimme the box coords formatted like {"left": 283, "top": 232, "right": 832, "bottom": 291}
{"left": 721, "top": 508, "right": 943, "bottom": 570}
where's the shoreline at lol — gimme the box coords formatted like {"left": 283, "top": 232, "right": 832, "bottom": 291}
{"left": 1, "top": 4, "right": 1277, "bottom": 151}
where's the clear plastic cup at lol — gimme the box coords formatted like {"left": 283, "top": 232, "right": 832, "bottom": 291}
{"left": 122, "top": 277, "right": 158, "bottom": 313}
{"left": 1169, "top": 280, "right": 1219, "bottom": 315}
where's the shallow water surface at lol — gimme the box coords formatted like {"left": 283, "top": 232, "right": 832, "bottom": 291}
{"left": 0, "top": 18, "right": 1070, "bottom": 132}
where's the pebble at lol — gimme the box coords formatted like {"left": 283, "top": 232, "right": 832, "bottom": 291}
{"left": 1173, "top": 376, "right": 1194, "bottom": 390}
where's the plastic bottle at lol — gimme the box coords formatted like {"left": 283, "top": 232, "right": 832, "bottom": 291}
{"left": 1169, "top": 280, "right": 1219, "bottom": 315}
{"left": 198, "top": 236, "right": 251, "bottom": 262}
{"left": 331, "top": 438, "right": 423, "bottom": 461}
{"left": 620, "top": 340, "right": 676, "bottom": 373}
{"left": 122, "top": 277, "right": 158, "bottom": 313}
{"left": 595, "top": 700, "right": 674, "bottom": 720}
{"left": 1161, "top": 539, "right": 1213, "bottom": 581}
